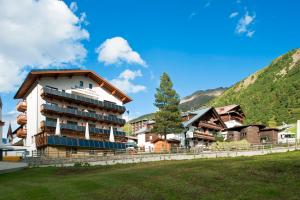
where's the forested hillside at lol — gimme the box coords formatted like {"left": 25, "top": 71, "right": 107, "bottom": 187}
{"left": 210, "top": 49, "right": 300, "bottom": 125}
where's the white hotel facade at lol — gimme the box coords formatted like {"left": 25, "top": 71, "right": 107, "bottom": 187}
{"left": 14, "top": 69, "right": 132, "bottom": 156}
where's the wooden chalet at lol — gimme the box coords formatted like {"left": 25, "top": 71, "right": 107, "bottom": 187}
{"left": 182, "top": 107, "right": 227, "bottom": 147}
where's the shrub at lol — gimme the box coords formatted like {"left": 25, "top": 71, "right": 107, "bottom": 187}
{"left": 211, "top": 140, "right": 251, "bottom": 151}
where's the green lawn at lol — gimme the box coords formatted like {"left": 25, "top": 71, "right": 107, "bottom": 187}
{"left": 1, "top": 152, "right": 300, "bottom": 200}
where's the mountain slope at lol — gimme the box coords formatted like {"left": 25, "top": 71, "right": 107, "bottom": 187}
{"left": 210, "top": 49, "right": 300, "bottom": 125}
{"left": 179, "top": 87, "right": 227, "bottom": 111}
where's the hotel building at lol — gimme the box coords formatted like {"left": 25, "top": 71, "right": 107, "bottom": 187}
{"left": 14, "top": 69, "right": 132, "bottom": 156}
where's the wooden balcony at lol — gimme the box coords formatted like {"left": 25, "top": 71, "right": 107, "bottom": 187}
{"left": 17, "top": 128, "right": 27, "bottom": 138}
{"left": 17, "top": 114, "right": 27, "bottom": 125}
{"left": 198, "top": 121, "right": 223, "bottom": 131}
{"left": 193, "top": 130, "right": 215, "bottom": 141}
{"left": 16, "top": 101, "right": 27, "bottom": 112}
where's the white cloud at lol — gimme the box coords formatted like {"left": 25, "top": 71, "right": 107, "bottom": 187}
{"left": 235, "top": 11, "right": 256, "bottom": 37}
{"left": 246, "top": 31, "right": 255, "bottom": 37}
{"left": 70, "top": 2, "right": 78, "bottom": 12}
{"left": 111, "top": 69, "right": 146, "bottom": 94}
{"left": 229, "top": 12, "right": 239, "bottom": 18}
{"left": 96, "top": 37, "right": 147, "bottom": 67}
{"left": 0, "top": 0, "right": 89, "bottom": 92}
{"left": 188, "top": 11, "right": 198, "bottom": 21}
{"left": 204, "top": 1, "right": 211, "bottom": 8}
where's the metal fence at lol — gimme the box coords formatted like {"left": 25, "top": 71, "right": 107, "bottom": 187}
{"left": 22, "top": 142, "right": 300, "bottom": 167}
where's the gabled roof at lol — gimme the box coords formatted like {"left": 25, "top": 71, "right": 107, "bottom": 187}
{"left": 14, "top": 69, "right": 132, "bottom": 104}
{"left": 225, "top": 124, "right": 266, "bottom": 131}
{"left": 182, "top": 107, "right": 212, "bottom": 127}
{"left": 215, "top": 104, "right": 240, "bottom": 115}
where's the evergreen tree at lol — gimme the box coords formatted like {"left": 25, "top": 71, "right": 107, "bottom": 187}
{"left": 153, "top": 73, "right": 183, "bottom": 139}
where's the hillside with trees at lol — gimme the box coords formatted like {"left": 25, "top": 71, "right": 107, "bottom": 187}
{"left": 210, "top": 49, "right": 300, "bottom": 126}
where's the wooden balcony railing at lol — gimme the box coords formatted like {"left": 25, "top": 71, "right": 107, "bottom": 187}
{"left": 198, "top": 121, "right": 223, "bottom": 131}
{"left": 17, "top": 114, "right": 27, "bottom": 125}
{"left": 17, "top": 128, "right": 27, "bottom": 138}
{"left": 16, "top": 101, "right": 27, "bottom": 112}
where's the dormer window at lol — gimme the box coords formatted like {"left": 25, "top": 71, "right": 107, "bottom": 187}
{"left": 89, "top": 83, "right": 93, "bottom": 89}
{"left": 79, "top": 81, "right": 84, "bottom": 88}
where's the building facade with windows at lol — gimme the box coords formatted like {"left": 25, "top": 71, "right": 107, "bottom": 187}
{"left": 14, "top": 69, "right": 132, "bottom": 156}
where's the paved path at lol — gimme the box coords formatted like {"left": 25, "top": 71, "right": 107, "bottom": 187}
{"left": 0, "top": 162, "right": 28, "bottom": 174}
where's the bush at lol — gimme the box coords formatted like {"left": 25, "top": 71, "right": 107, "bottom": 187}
{"left": 211, "top": 140, "right": 251, "bottom": 151}
{"left": 74, "top": 162, "right": 91, "bottom": 167}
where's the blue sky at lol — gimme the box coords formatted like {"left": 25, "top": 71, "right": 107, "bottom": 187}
{"left": 0, "top": 0, "right": 299, "bottom": 135}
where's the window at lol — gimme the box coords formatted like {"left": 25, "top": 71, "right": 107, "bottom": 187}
{"left": 89, "top": 83, "right": 93, "bottom": 89}
{"left": 88, "top": 110, "right": 96, "bottom": 114}
{"left": 45, "top": 101, "right": 58, "bottom": 107}
{"left": 79, "top": 81, "right": 84, "bottom": 88}
{"left": 46, "top": 117, "right": 56, "bottom": 123}
{"left": 62, "top": 89, "right": 65, "bottom": 93}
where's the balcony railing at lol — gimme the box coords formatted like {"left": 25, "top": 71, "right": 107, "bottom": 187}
{"left": 17, "top": 114, "right": 27, "bottom": 125}
{"left": 41, "top": 120, "right": 126, "bottom": 136}
{"left": 198, "top": 121, "right": 223, "bottom": 131}
{"left": 193, "top": 130, "right": 215, "bottom": 141}
{"left": 41, "top": 104, "right": 126, "bottom": 126}
{"left": 35, "top": 134, "right": 126, "bottom": 150}
{"left": 16, "top": 101, "right": 27, "bottom": 112}
{"left": 41, "top": 87, "right": 126, "bottom": 114}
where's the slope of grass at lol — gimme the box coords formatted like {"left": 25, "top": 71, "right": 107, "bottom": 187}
{"left": 210, "top": 49, "right": 300, "bottom": 125}
{"left": 1, "top": 151, "right": 300, "bottom": 200}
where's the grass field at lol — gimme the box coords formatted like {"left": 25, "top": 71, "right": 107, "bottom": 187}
{"left": 1, "top": 151, "right": 300, "bottom": 200}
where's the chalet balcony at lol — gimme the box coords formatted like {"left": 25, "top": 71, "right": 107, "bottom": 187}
{"left": 40, "top": 120, "right": 126, "bottom": 137}
{"left": 198, "top": 121, "right": 223, "bottom": 131}
{"left": 17, "top": 114, "right": 27, "bottom": 125}
{"left": 35, "top": 133, "right": 126, "bottom": 150}
{"left": 17, "top": 128, "right": 27, "bottom": 138}
{"left": 16, "top": 101, "right": 27, "bottom": 112}
{"left": 193, "top": 130, "right": 215, "bottom": 141}
{"left": 41, "top": 104, "right": 126, "bottom": 126}
{"left": 41, "top": 87, "right": 126, "bottom": 114}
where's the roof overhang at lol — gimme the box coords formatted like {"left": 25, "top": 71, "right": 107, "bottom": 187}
{"left": 14, "top": 69, "right": 132, "bottom": 104}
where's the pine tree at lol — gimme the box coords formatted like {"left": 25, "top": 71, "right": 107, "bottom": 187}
{"left": 152, "top": 73, "right": 183, "bottom": 139}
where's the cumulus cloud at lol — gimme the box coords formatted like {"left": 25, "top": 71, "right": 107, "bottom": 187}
{"left": 235, "top": 11, "right": 256, "bottom": 37}
{"left": 0, "top": 0, "right": 89, "bottom": 92}
{"left": 96, "top": 37, "right": 146, "bottom": 67}
{"left": 229, "top": 12, "right": 239, "bottom": 18}
{"left": 111, "top": 69, "right": 146, "bottom": 94}
{"left": 70, "top": 2, "right": 78, "bottom": 12}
